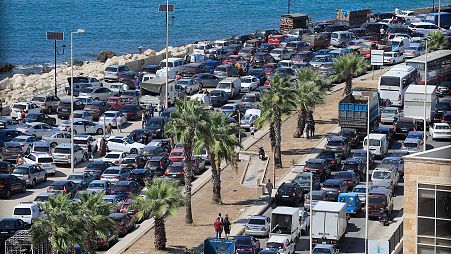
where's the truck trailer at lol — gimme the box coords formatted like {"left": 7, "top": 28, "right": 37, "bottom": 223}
{"left": 311, "top": 201, "right": 347, "bottom": 247}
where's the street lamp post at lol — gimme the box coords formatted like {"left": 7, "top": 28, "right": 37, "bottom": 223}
{"left": 309, "top": 169, "right": 313, "bottom": 254}
{"left": 365, "top": 95, "right": 370, "bottom": 254}
{"left": 46, "top": 32, "right": 65, "bottom": 97}
{"left": 424, "top": 40, "right": 428, "bottom": 152}
{"left": 159, "top": 2, "right": 174, "bottom": 110}
{"left": 70, "top": 29, "right": 86, "bottom": 173}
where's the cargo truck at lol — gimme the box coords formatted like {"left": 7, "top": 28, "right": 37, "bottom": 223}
{"left": 280, "top": 14, "right": 309, "bottom": 34}
{"left": 270, "top": 206, "right": 301, "bottom": 243}
{"left": 338, "top": 88, "right": 380, "bottom": 139}
{"left": 403, "top": 85, "right": 437, "bottom": 123}
{"left": 336, "top": 8, "right": 371, "bottom": 28}
{"left": 139, "top": 78, "right": 182, "bottom": 106}
{"left": 311, "top": 201, "right": 347, "bottom": 247}
{"left": 202, "top": 238, "right": 235, "bottom": 254}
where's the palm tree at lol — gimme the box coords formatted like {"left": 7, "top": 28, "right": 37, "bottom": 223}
{"left": 133, "top": 179, "right": 184, "bottom": 250}
{"left": 165, "top": 99, "right": 209, "bottom": 224}
{"left": 427, "top": 31, "right": 446, "bottom": 51}
{"left": 194, "top": 111, "right": 241, "bottom": 204}
{"left": 256, "top": 75, "right": 297, "bottom": 168}
{"left": 293, "top": 69, "right": 327, "bottom": 138}
{"left": 78, "top": 192, "right": 116, "bottom": 254}
{"left": 332, "top": 53, "right": 368, "bottom": 95}
{"left": 30, "top": 194, "right": 87, "bottom": 254}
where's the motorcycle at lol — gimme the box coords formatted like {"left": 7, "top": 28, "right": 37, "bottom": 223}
{"left": 379, "top": 213, "right": 390, "bottom": 226}
{"left": 258, "top": 147, "right": 266, "bottom": 160}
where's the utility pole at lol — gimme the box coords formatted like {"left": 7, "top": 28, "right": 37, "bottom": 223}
{"left": 287, "top": 0, "right": 294, "bottom": 14}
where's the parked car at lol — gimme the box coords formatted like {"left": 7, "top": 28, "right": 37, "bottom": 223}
{"left": 52, "top": 144, "right": 87, "bottom": 166}
{"left": 240, "top": 93, "right": 261, "bottom": 110}
{"left": 335, "top": 170, "right": 360, "bottom": 191}
{"left": 106, "top": 136, "right": 145, "bottom": 154}
{"left": 274, "top": 182, "right": 304, "bottom": 207}
{"left": 144, "top": 117, "right": 166, "bottom": 139}
{"left": 23, "top": 152, "right": 56, "bottom": 176}
{"left": 12, "top": 202, "right": 45, "bottom": 225}
{"left": 86, "top": 180, "right": 113, "bottom": 195}
{"left": 85, "top": 161, "right": 115, "bottom": 179}
{"left": 56, "top": 98, "right": 85, "bottom": 119}
{"left": 192, "top": 73, "right": 221, "bottom": 88}
{"left": 84, "top": 101, "right": 114, "bottom": 121}
{"left": 99, "top": 111, "right": 128, "bottom": 128}
{"left": 16, "top": 122, "right": 57, "bottom": 138}
{"left": 351, "top": 149, "right": 375, "bottom": 169}
{"left": 41, "top": 131, "right": 71, "bottom": 148}
{"left": 12, "top": 164, "right": 47, "bottom": 187}
{"left": 235, "top": 235, "right": 260, "bottom": 254}
{"left": 47, "top": 180, "right": 78, "bottom": 197}
{"left": 1, "top": 142, "right": 24, "bottom": 162}
{"left": 352, "top": 184, "right": 374, "bottom": 204}
{"left": 240, "top": 76, "right": 259, "bottom": 93}
{"left": 303, "top": 158, "right": 331, "bottom": 181}
{"left": 30, "top": 95, "right": 60, "bottom": 113}
{"left": 176, "top": 78, "right": 201, "bottom": 94}
{"left": 23, "top": 113, "right": 56, "bottom": 126}
{"left": 304, "top": 190, "right": 329, "bottom": 212}
{"left": 10, "top": 102, "right": 41, "bottom": 119}
{"left": 10, "top": 135, "right": 39, "bottom": 154}
{"left": 33, "top": 192, "right": 57, "bottom": 203}
{"left": 401, "top": 138, "right": 423, "bottom": 153}
{"left": 103, "top": 152, "right": 130, "bottom": 165}
{"left": 104, "top": 65, "right": 136, "bottom": 83}
{"left": 320, "top": 179, "right": 348, "bottom": 201}
{"left": 128, "top": 168, "right": 153, "bottom": 187}
{"left": 0, "top": 218, "right": 29, "bottom": 241}
{"left": 269, "top": 48, "right": 293, "bottom": 61}
{"left": 429, "top": 123, "right": 451, "bottom": 140}
{"left": 108, "top": 212, "right": 135, "bottom": 237}
{"left": 209, "top": 90, "right": 229, "bottom": 107}
{"left": 308, "top": 54, "right": 334, "bottom": 68}
{"left": 244, "top": 215, "right": 271, "bottom": 237}
{"left": 67, "top": 172, "right": 96, "bottom": 189}
{"left": 0, "top": 161, "right": 13, "bottom": 174}
{"left": 145, "top": 156, "right": 171, "bottom": 176}
{"left": 100, "top": 166, "right": 130, "bottom": 183}
{"left": 383, "top": 51, "right": 405, "bottom": 65}
{"left": 0, "top": 174, "right": 26, "bottom": 198}
{"left": 119, "top": 104, "right": 144, "bottom": 121}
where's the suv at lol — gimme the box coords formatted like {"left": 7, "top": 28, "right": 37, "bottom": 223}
{"left": 274, "top": 182, "right": 304, "bottom": 207}
{"left": 321, "top": 179, "right": 348, "bottom": 201}
{"left": 144, "top": 117, "right": 166, "bottom": 139}
{"left": 120, "top": 154, "right": 147, "bottom": 169}
{"left": 338, "top": 128, "right": 360, "bottom": 147}
{"left": 325, "top": 136, "right": 351, "bottom": 159}
{"left": 393, "top": 117, "right": 417, "bottom": 139}
{"left": 342, "top": 158, "right": 366, "bottom": 180}
{"left": 10, "top": 102, "right": 41, "bottom": 119}
{"left": 57, "top": 98, "right": 84, "bottom": 119}
{"left": 73, "top": 135, "right": 98, "bottom": 152}
{"left": 30, "top": 95, "right": 60, "bottom": 113}
{"left": 47, "top": 180, "right": 79, "bottom": 198}
{"left": 303, "top": 158, "right": 331, "bottom": 181}
{"left": 83, "top": 101, "right": 114, "bottom": 121}
{"left": 11, "top": 164, "right": 47, "bottom": 187}
{"left": 1, "top": 142, "right": 25, "bottom": 162}
{"left": 104, "top": 65, "right": 136, "bottom": 83}
{"left": 304, "top": 190, "right": 329, "bottom": 212}
{"left": 85, "top": 161, "right": 114, "bottom": 179}
{"left": 178, "top": 63, "right": 210, "bottom": 78}
{"left": 145, "top": 156, "right": 171, "bottom": 176}
{"left": 335, "top": 170, "right": 360, "bottom": 191}
{"left": 52, "top": 144, "right": 87, "bottom": 166}
{"left": 24, "top": 152, "right": 56, "bottom": 176}
{"left": 317, "top": 150, "right": 341, "bottom": 170}
{"left": 0, "top": 174, "right": 26, "bottom": 198}
{"left": 12, "top": 202, "right": 45, "bottom": 225}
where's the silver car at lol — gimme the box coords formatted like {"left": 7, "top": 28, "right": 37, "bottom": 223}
{"left": 104, "top": 65, "right": 135, "bottom": 83}
{"left": 244, "top": 215, "right": 270, "bottom": 236}
{"left": 381, "top": 107, "right": 400, "bottom": 124}
{"left": 31, "top": 95, "right": 60, "bottom": 113}
{"left": 10, "top": 135, "right": 39, "bottom": 154}
{"left": 12, "top": 164, "right": 47, "bottom": 187}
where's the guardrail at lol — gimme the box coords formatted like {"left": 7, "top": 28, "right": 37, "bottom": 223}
{"left": 389, "top": 221, "right": 403, "bottom": 254}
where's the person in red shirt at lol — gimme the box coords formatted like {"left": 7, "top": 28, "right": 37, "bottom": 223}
{"left": 214, "top": 217, "right": 223, "bottom": 239}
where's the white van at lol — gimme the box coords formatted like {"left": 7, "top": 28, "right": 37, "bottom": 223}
{"left": 330, "top": 31, "right": 354, "bottom": 47}
{"left": 156, "top": 57, "right": 184, "bottom": 79}
{"left": 371, "top": 165, "right": 399, "bottom": 191}
{"left": 186, "top": 53, "right": 205, "bottom": 63}
{"left": 390, "top": 37, "right": 410, "bottom": 53}
{"left": 12, "top": 202, "right": 46, "bottom": 225}
{"left": 216, "top": 77, "right": 241, "bottom": 99}
{"left": 240, "top": 109, "right": 261, "bottom": 130}
{"left": 363, "top": 133, "right": 389, "bottom": 159}
{"left": 193, "top": 41, "right": 213, "bottom": 55}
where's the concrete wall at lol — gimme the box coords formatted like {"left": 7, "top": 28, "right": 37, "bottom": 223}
{"left": 402, "top": 158, "right": 451, "bottom": 254}
{"left": 123, "top": 45, "right": 193, "bottom": 71}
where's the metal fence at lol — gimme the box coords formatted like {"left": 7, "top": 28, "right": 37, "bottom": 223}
{"left": 4, "top": 230, "right": 50, "bottom": 254}
{"left": 388, "top": 221, "right": 403, "bottom": 253}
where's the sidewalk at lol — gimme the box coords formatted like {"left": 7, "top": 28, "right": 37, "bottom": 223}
{"left": 122, "top": 70, "right": 386, "bottom": 254}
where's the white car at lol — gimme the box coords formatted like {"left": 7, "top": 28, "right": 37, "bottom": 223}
{"left": 383, "top": 52, "right": 405, "bottom": 65}
{"left": 244, "top": 215, "right": 270, "bottom": 236}
{"left": 10, "top": 135, "right": 39, "bottom": 154}
{"left": 396, "top": 10, "right": 420, "bottom": 21}
{"left": 16, "top": 122, "right": 57, "bottom": 138}
{"left": 106, "top": 136, "right": 145, "bottom": 154}
{"left": 408, "top": 22, "right": 446, "bottom": 35}
{"left": 270, "top": 48, "right": 292, "bottom": 61}
{"left": 52, "top": 144, "right": 87, "bottom": 165}
{"left": 12, "top": 202, "right": 46, "bottom": 225}
{"left": 67, "top": 119, "right": 104, "bottom": 135}
{"left": 79, "top": 87, "right": 113, "bottom": 101}
{"left": 240, "top": 76, "right": 259, "bottom": 93}
{"left": 41, "top": 131, "right": 71, "bottom": 147}
{"left": 429, "top": 123, "right": 451, "bottom": 140}
{"left": 72, "top": 110, "right": 93, "bottom": 121}
{"left": 103, "top": 151, "right": 129, "bottom": 165}
{"left": 73, "top": 134, "right": 98, "bottom": 152}
{"left": 108, "top": 82, "right": 128, "bottom": 96}
{"left": 10, "top": 102, "right": 41, "bottom": 119}
{"left": 99, "top": 111, "right": 127, "bottom": 128}
{"left": 381, "top": 107, "right": 400, "bottom": 124}
{"left": 176, "top": 79, "right": 201, "bottom": 95}
{"left": 266, "top": 235, "right": 295, "bottom": 254}
{"left": 24, "top": 152, "right": 56, "bottom": 176}
{"left": 299, "top": 210, "right": 310, "bottom": 236}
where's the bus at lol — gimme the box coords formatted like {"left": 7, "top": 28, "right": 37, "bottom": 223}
{"left": 406, "top": 49, "right": 451, "bottom": 85}
{"left": 378, "top": 65, "right": 418, "bottom": 107}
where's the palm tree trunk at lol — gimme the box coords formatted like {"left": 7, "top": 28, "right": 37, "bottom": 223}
{"left": 274, "top": 110, "right": 282, "bottom": 168}
{"left": 294, "top": 107, "right": 306, "bottom": 138}
{"left": 344, "top": 77, "right": 352, "bottom": 95}
{"left": 210, "top": 152, "right": 221, "bottom": 204}
{"left": 269, "top": 121, "right": 276, "bottom": 150}
{"left": 184, "top": 141, "right": 194, "bottom": 224}
{"left": 154, "top": 217, "right": 167, "bottom": 250}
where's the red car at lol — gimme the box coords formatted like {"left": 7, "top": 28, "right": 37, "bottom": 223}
{"left": 264, "top": 63, "right": 278, "bottom": 76}
{"left": 106, "top": 96, "right": 128, "bottom": 110}
{"left": 169, "top": 148, "right": 184, "bottom": 162}
{"left": 222, "top": 55, "right": 244, "bottom": 65}
{"left": 267, "top": 34, "right": 287, "bottom": 46}
{"left": 108, "top": 213, "right": 135, "bottom": 237}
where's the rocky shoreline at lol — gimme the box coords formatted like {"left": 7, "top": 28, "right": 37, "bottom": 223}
{"left": 0, "top": 45, "right": 192, "bottom": 107}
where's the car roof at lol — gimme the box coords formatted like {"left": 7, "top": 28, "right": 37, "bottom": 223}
{"left": 115, "top": 181, "right": 133, "bottom": 185}
{"left": 306, "top": 158, "right": 325, "bottom": 163}
{"left": 370, "top": 188, "right": 391, "bottom": 195}
{"left": 69, "top": 172, "right": 87, "bottom": 176}
{"left": 30, "top": 152, "right": 52, "bottom": 157}
{"left": 90, "top": 180, "right": 109, "bottom": 184}
{"left": 324, "top": 179, "right": 343, "bottom": 184}
{"left": 51, "top": 180, "right": 71, "bottom": 185}
{"left": 403, "top": 138, "right": 421, "bottom": 143}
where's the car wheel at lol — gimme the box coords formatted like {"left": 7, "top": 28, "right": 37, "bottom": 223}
{"left": 44, "top": 175, "right": 47, "bottom": 182}
{"left": 73, "top": 130, "right": 77, "bottom": 134}
{"left": 95, "top": 97, "right": 100, "bottom": 101}
{"left": 96, "top": 128, "right": 104, "bottom": 135}
{"left": 31, "top": 179, "right": 36, "bottom": 188}
{"left": 130, "top": 148, "right": 138, "bottom": 154}
{"left": 21, "top": 184, "right": 26, "bottom": 193}
{"left": 5, "top": 190, "right": 11, "bottom": 199}
{"left": 50, "top": 142, "right": 57, "bottom": 148}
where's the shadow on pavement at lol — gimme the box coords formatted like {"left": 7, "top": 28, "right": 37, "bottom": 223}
{"left": 346, "top": 222, "right": 361, "bottom": 233}
{"left": 340, "top": 236, "right": 365, "bottom": 253}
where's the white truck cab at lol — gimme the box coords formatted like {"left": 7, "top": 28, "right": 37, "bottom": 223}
{"left": 270, "top": 206, "right": 301, "bottom": 243}
{"left": 12, "top": 202, "right": 46, "bottom": 225}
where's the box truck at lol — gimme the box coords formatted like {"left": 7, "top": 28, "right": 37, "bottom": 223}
{"left": 270, "top": 206, "right": 301, "bottom": 243}
{"left": 403, "top": 85, "right": 437, "bottom": 123}
{"left": 312, "top": 201, "right": 347, "bottom": 247}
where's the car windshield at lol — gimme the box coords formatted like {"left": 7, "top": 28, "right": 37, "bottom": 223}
{"left": 37, "top": 157, "right": 53, "bottom": 163}
{"left": 313, "top": 247, "right": 332, "bottom": 254}
{"left": 343, "top": 163, "right": 359, "bottom": 170}
{"left": 369, "top": 195, "right": 386, "bottom": 204}
{"left": 105, "top": 154, "right": 120, "bottom": 159}
{"left": 104, "top": 113, "right": 117, "bottom": 118}
{"left": 373, "top": 171, "right": 391, "bottom": 179}
{"left": 365, "top": 139, "right": 381, "bottom": 146}
{"left": 87, "top": 163, "right": 104, "bottom": 169}
{"left": 242, "top": 96, "right": 257, "bottom": 102}
{"left": 0, "top": 220, "right": 17, "bottom": 230}
{"left": 266, "top": 242, "right": 283, "bottom": 249}
{"left": 353, "top": 187, "right": 366, "bottom": 193}
{"left": 104, "top": 169, "right": 120, "bottom": 174}
{"left": 147, "top": 160, "right": 161, "bottom": 167}
{"left": 73, "top": 113, "right": 85, "bottom": 118}
{"left": 382, "top": 108, "right": 398, "bottom": 114}
{"left": 403, "top": 142, "right": 418, "bottom": 148}
{"left": 80, "top": 88, "right": 93, "bottom": 93}
{"left": 236, "top": 238, "right": 252, "bottom": 245}
{"left": 436, "top": 102, "right": 451, "bottom": 111}
{"left": 382, "top": 159, "right": 400, "bottom": 165}
{"left": 68, "top": 175, "right": 84, "bottom": 180}
{"left": 170, "top": 152, "right": 184, "bottom": 157}
{"left": 121, "top": 105, "right": 138, "bottom": 110}
{"left": 12, "top": 167, "right": 28, "bottom": 175}
{"left": 241, "top": 78, "right": 254, "bottom": 83}
{"left": 380, "top": 77, "right": 400, "bottom": 87}
{"left": 210, "top": 92, "right": 224, "bottom": 97}
{"left": 34, "top": 195, "right": 50, "bottom": 202}
{"left": 54, "top": 148, "right": 70, "bottom": 154}
{"left": 217, "top": 83, "right": 230, "bottom": 89}
{"left": 327, "top": 141, "right": 342, "bottom": 146}
{"left": 336, "top": 172, "right": 353, "bottom": 179}
{"left": 13, "top": 104, "right": 27, "bottom": 110}
{"left": 89, "top": 183, "right": 105, "bottom": 188}
{"left": 50, "top": 184, "right": 65, "bottom": 190}
{"left": 305, "top": 162, "right": 322, "bottom": 169}
{"left": 13, "top": 208, "right": 31, "bottom": 215}
{"left": 435, "top": 125, "right": 451, "bottom": 130}
{"left": 12, "top": 137, "right": 28, "bottom": 142}
{"left": 248, "top": 218, "right": 265, "bottom": 225}
{"left": 112, "top": 185, "right": 130, "bottom": 192}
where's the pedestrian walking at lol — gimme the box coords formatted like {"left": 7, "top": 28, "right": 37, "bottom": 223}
{"left": 305, "top": 121, "right": 311, "bottom": 139}
{"left": 106, "top": 123, "right": 113, "bottom": 136}
{"left": 149, "top": 104, "right": 155, "bottom": 118}
{"left": 266, "top": 179, "right": 273, "bottom": 199}
{"left": 99, "top": 137, "right": 107, "bottom": 157}
{"left": 157, "top": 103, "right": 163, "bottom": 116}
{"left": 117, "top": 122, "right": 122, "bottom": 133}
{"left": 16, "top": 155, "right": 24, "bottom": 166}
{"left": 87, "top": 142, "right": 93, "bottom": 161}
{"left": 141, "top": 111, "right": 147, "bottom": 128}
{"left": 250, "top": 124, "right": 256, "bottom": 138}
{"left": 310, "top": 120, "right": 315, "bottom": 138}
{"left": 214, "top": 217, "right": 223, "bottom": 239}
{"left": 143, "top": 131, "right": 150, "bottom": 145}
{"left": 223, "top": 215, "right": 231, "bottom": 239}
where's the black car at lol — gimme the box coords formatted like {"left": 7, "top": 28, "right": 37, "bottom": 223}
{"left": 303, "top": 158, "right": 331, "bottom": 181}
{"left": 128, "top": 168, "right": 153, "bottom": 187}
{"left": 120, "top": 154, "right": 147, "bottom": 169}
{"left": 324, "top": 24, "right": 349, "bottom": 33}
{"left": 393, "top": 117, "right": 417, "bottom": 139}
{"left": 248, "top": 68, "right": 267, "bottom": 85}
{"left": 254, "top": 29, "right": 281, "bottom": 41}
{"left": 192, "top": 73, "right": 221, "bottom": 88}
{"left": 1, "top": 142, "right": 25, "bottom": 162}
{"left": 178, "top": 63, "right": 210, "bottom": 78}
{"left": 145, "top": 156, "right": 171, "bottom": 176}
{"left": 436, "top": 81, "right": 451, "bottom": 97}
{"left": 57, "top": 98, "right": 84, "bottom": 119}
{"left": 235, "top": 235, "right": 260, "bottom": 254}
{"left": 84, "top": 101, "right": 114, "bottom": 121}
{"left": 325, "top": 136, "right": 351, "bottom": 159}
{"left": 252, "top": 52, "right": 275, "bottom": 68}
{"left": 274, "top": 182, "right": 304, "bottom": 207}
{"left": 210, "top": 90, "right": 229, "bottom": 107}
{"left": 0, "top": 218, "right": 29, "bottom": 241}
{"left": 338, "top": 128, "right": 360, "bottom": 147}
{"left": 317, "top": 150, "right": 341, "bottom": 171}
{"left": 0, "top": 129, "right": 23, "bottom": 142}
{"left": 47, "top": 180, "right": 78, "bottom": 198}
{"left": 0, "top": 174, "right": 26, "bottom": 198}
{"left": 164, "top": 162, "right": 187, "bottom": 184}
{"left": 373, "top": 127, "right": 396, "bottom": 146}
{"left": 320, "top": 179, "right": 348, "bottom": 201}
{"left": 85, "top": 161, "right": 114, "bottom": 179}
{"left": 434, "top": 99, "right": 451, "bottom": 122}
{"left": 335, "top": 171, "right": 359, "bottom": 191}
{"left": 257, "top": 43, "right": 276, "bottom": 53}
{"left": 111, "top": 181, "right": 142, "bottom": 198}
{"left": 342, "top": 158, "right": 366, "bottom": 181}
{"left": 119, "top": 104, "right": 144, "bottom": 121}
{"left": 142, "top": 145, "right": 168, "bottom": 157}
{"left": 23, "top": 113, "right": 56, "bottom": 126}
{"left": 144, "top": 117, "right": 166, "bottom": 139}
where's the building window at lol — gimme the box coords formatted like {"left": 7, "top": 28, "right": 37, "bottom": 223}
{"left": 418, "top": 184, "right": 451, "bottom": 253}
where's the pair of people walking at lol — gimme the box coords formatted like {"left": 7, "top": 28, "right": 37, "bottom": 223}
{"left": 214, "top": 213, "right": 231, "bottom": 239}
